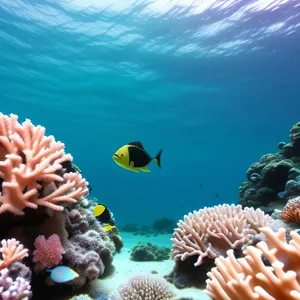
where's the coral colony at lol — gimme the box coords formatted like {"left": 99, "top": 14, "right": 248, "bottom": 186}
{"left": 2, "top": 113, "right": 300, "bottom": 300}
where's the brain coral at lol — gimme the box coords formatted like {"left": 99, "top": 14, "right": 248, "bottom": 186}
{"left": 171, "top": 204, "right": 273, "bottom": 266}
{"left": 109, "top": 274, "right": 175, "bottom": 300}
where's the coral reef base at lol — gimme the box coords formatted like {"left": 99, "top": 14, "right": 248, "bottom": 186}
{"left": 92, "top": 232, "right": 210, "bottom": 300}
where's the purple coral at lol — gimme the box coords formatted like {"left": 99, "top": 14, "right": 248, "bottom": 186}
{"left": 0, "top": 268, "right": 32, "bottom": 300}
{"left": 63, "top": 209, "right": 113, "bottom": 287}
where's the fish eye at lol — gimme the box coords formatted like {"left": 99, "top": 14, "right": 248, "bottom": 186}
{"left": 121, "top": 154, "right": 123, "bottom": 156}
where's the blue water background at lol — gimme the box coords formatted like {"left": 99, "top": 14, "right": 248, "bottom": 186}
{"left": 0, "top": 0, "right": 299, "bottom": 226}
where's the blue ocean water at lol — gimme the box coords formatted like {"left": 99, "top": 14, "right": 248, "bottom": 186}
{"left": 0, "top": 0, "right": 299, "bottom": 226}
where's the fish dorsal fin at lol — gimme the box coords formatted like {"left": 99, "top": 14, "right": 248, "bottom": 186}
{"left": 128, "top": 141, "right": 145, "bottom": 150}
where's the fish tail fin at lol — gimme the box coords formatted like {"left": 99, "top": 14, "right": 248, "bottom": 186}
{"left": 152, "top": 149, "right": 162, "bottom": 168}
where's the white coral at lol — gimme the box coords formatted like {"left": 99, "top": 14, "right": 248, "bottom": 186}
{"left": 171, "top": 204, "right": 272, "bottom": 266}
{"left": 0, "top": 268, "right": 32, "bottom": 300}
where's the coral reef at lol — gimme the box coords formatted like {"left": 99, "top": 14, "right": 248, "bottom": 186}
{"left": 120, "top": 222, "right": 140, "bottom": 233}
{"left": 239, "top": 122, "right": 300, "bottom": 212}
{"left": 62, "top": 208, "right": 115, "bottom": 288}
{"left": 0, "top": 114, "right": 122, "bottom": 299}
{"left": 166, "top": 203, "right": 283, "bottom": 289}
{"left": 0, "top": 113, "right": 89, "bottom": 215}
{"left": 152, "top": 218, "right": 176, "bottom": 234}
{"left": 280, "top": 122, "right": 300, "bottom": 158}
{"left": 120, "top": 217, "right": 176, "bottom": 236}
{"left": 33, "top": 234, "right": 65, "bottom": 271}
{"left": 275, "top": 195, "right": 300, "bottom": 223}
{"left": 130, "top": 242, "right": 170, "bottom": 261}
{"left": 0, "top": 238, "right": 29, "bottom": 270}
{"left": 109, "top": 274, "right": 175, "bottom": 300}
{"left": 204, "top": 227, "right": 300, "bottom": 300}
{"left": 171, "top": 204, "right": 273, "bottom": 266}
{"left": 0, "top": 268, "right": 32, "bottom": 300}
{"left": 164, "top": 258, "right": 214, "bottom": 289}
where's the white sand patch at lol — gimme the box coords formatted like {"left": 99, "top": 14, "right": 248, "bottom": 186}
{"left": 92, "top": 232, "right": 212, "bottom": 300}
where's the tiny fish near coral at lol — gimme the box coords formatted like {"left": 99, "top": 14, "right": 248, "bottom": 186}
{"left": 47, "top": 266, "right": 79, "bottom": 283}
{"left": 93, "top": 204, "right": 115, "bottom": 225}
{"left": 103, "top": 225, "right": 116, "bottom": 232}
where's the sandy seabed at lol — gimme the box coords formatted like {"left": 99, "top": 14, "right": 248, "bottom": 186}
{"left": 93, "top": 232, "right": 212, "bottom": 300}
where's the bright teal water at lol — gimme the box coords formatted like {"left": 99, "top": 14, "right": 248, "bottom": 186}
{"left": 0, "top": 0, "right": 299, "bottom": 226}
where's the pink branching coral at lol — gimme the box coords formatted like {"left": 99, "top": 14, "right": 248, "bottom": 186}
{"left": 0, "top": 238, "right": 28, "bottom": 270}
{"left": 171, "top": 204, "right": 273, "bottom": 266}
{"left": 0, "top": 268, "right": 32, "bottom": 300}
{"left": 33, "top": 234, "right": 65, "bottom": 270}
{"left": 204, "top": 227, "right": 300, "bottom": 300}
{"left": 0, "top": 113, "right": 89, "bottom": 215}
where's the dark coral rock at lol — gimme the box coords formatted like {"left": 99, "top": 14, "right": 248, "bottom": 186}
{"left": 278, "top": 142, "right": 286, "bottom": 150}
{"left": 289, "top": 122, "right": 300, "bottom": 146}
{"left": 130, "top": 242, "right": 170, "bottom": 261}
{"left": 110, "top": 234, "right": 123, "bottom": 253}
{"left": 164, "top": 257, "right": 215, "bottom": 289}
{"left": 261, "top": 160, "right": 293, "bottom": 189}
{"left": 256, "top": 187, "right": 278, "bottom": 204}
{"left": 8, "top": 262, "right": 32, "bottom": 282}
{"left": 62, "top": 208, "right": 114, "bottom": 288}
{"left": 152, "top": 218, "right": 176, "bottom": 234}
{"left": 239, "top": 123, "right": 300, "bottom": 209}
{"left": 282, "top": 122, "right": 300, "bottom": 158}
{"left": 120, "top": 222, "right": 140, "bottom": 232}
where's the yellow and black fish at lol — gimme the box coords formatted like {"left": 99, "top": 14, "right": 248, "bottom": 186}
{"left": 93, "top": 204, "right": 115, "bottom": 225}
{"left": 112, "top": 141, "right": 162, "bottom": 173}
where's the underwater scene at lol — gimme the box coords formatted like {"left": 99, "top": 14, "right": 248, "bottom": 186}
{"left": 0, "top": 0, "right": 300, "bottom": 299}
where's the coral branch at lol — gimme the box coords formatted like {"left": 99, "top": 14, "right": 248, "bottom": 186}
{"left": 204, "top": 227, "right": 300, "bottom": 300}
{"left": 0, "top": 239, "right": 28, "bottom": 270}
{"left": 0, "top": 113, "right": 89, "bottom": 215}
{"left": 171, "top": 204, "right": 272, "bottom": 266}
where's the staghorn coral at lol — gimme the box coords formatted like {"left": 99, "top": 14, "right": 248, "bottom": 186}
{"left": 204, "top": 227, "right": 300, "bottom": 300}
{"left": 171, "top": 204, "right": 272, "bottom": 267}
{"left": 0, "top": 238, "right": 28, "bottom": 270}
{"left": 0, "top": 267, "right": 32, "bottom": 300}
{"left": 109, "top": 274, "right": 175, "bottom": 300}
{"left": 33, "top": 234, "right": 65, "bottom": 271}
{"left": 0, "top": 113, "right": 89, "bottom": 215}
